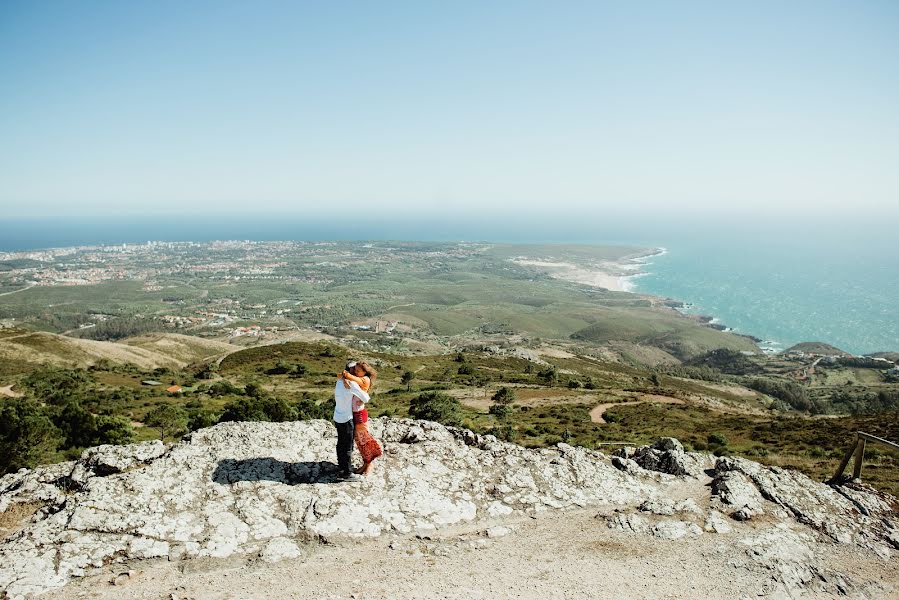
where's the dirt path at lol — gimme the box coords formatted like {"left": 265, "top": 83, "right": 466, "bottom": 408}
{"left": 0, "top": 385, "right": 22, "bottom": 398}
{"left": 590, "top": 395, "right": 684, "bottom": 424}
{"left": 384, "top": 302, "right": 416, "bottom": 311}
{"left": 43, "top": 508, "right": 897, "bottom": 600}
{"left": 0, "top": 283, "right": 35, "bottom": 297}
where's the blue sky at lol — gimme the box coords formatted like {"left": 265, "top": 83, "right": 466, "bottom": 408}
{"left": 1, "top": 1, "right": 897, "bottom": 222}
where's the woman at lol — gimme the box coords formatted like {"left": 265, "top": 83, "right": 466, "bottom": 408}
{"left": 339, "top": 360, "right": 383, "bottom": 476}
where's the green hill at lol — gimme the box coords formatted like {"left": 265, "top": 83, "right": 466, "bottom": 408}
{"left": 0, "top": 329, "right": 235, "bottom": 376}
{"left": 785, "top": 342, "right": 851, "bottom": 356}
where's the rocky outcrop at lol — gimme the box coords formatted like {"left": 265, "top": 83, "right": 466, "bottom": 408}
{"left": 614, "top": 437, "right": 709, "bottom": 477}
{"left": 0, "top": 421, "right": 896, "bottom": 599}
{"left": 711, "top": 456, "right": 898, "bottom": 554}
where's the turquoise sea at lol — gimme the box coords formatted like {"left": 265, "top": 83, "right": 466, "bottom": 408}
{"left": 1, "top": 215, "right": 896, "bottom": 355}
{"left": 631, "top": 231, "right": 899, "bottom": 356}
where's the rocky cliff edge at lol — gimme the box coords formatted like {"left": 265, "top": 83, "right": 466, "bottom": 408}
{"left": 1, "top": 419, "right": 897, "bottom": 598}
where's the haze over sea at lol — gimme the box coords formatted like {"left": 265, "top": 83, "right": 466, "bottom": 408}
{"left": 1, "top": 215, "right": 896, "bottom": 356}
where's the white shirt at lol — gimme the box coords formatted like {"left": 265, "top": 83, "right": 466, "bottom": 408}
{"left": 333, "top": 379, "right": 370, "bottom": 423}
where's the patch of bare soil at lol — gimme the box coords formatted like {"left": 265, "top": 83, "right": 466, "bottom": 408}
{"left": 0, "top": 385, "right": 22, "bottom": 398}
{"left": 0, "top": 502, "right": 42, "bottom": 540}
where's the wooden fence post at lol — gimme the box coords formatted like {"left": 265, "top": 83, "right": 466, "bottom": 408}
{"left": 831, "top": 435, "right": 858, "bottom": 483}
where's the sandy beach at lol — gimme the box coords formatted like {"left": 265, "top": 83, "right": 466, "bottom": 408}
{"left": 514, "top": 249, "right": 662, "bottom": 292}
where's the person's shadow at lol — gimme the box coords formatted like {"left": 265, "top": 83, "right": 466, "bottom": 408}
{"left": 212, "top": 458, "right": 344, "bottom": 485}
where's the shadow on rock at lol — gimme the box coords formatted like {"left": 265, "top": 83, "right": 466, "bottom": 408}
{"left": 212, "top": 458, "right": 343, "bottom": 485}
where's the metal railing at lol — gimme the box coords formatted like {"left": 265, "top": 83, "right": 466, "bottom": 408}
{"left": 830, "top": 431, "right": 899, "bottom": 484}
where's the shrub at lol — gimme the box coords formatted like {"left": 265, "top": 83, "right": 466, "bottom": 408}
{"left": 408, "top": 392, "right": 463, "bottom": 427}
{"left": 187, "top": 410, "right": 219, "bottom": 431}
{"left": 295, "top": 398, "right": 328, "bottom": 420}
{"left": 457, "top": 364, "right": 474, "bottom": 375}
{"left": 537, "top": 366, "right": 557, "bottom": 384}
{"left": 707, "top": 432, "right": 729, "bottom": 446}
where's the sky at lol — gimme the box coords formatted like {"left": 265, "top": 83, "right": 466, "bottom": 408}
{"left": 1, "top": 1, "right": 898, "bottom": 223}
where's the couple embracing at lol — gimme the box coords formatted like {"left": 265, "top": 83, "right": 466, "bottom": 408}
{"left": 333, "top": 360, "right": 383, "bottom": 481}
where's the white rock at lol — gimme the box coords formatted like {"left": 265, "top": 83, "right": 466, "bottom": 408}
{"left": 486, "top": 526, "right": 511, "bottom": 538}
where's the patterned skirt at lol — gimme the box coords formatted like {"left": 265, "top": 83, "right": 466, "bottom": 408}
{"left": 354, "top": 421, "right": 382, "bottom": 464}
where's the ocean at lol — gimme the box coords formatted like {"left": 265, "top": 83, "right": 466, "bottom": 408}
{"left": 2, "top": 215, "right": 896, "bottom": 355}
{"left": 630, "top": 232, "right": 899, "bottom": 356}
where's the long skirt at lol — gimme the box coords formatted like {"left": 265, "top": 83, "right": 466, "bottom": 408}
{"left": 354, "top": 420, "right": 383, "bottom": 464}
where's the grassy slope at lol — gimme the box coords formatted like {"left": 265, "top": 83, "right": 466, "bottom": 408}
{"left": 0, "top": 329, "right": 235, "bottom": 374}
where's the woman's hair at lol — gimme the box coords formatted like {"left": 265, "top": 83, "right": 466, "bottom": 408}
{"left": 355, "top": 360, "right": 377, "bottom": 386}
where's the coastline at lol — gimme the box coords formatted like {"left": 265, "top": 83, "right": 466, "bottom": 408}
{"left": 512, "top": 248, "right": 665, "bottom": 293}
{"left": 516, "top": 247, "right": 780, "bottom": 354}
{"left": 627, "top": 249, "right": 786, "bottom": 355}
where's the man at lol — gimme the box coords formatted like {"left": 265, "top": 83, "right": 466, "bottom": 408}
{"left": 333, "top": 360, "right": 369, "bottom": 481}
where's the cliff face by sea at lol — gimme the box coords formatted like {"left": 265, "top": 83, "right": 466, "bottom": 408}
{"left": 1, "top": 419, "right": 897, "bottom": 599}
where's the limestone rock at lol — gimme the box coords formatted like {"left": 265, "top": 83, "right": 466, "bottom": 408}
{"left": 638, "top": 498, "right": 702, "bottom": 517}
{"left": 607, "top": 512, "right": 702, "bottom": 540}
{"left": 0, "top": 420, "right": 895, "bottom": 599}
{"left": 704, "top": 510, "right": 732, "bottom": 534}
{"left": 711, "top": 470, "right": 766, "bottom": 520}
{"left": 714, "top": 456, "right": 896, "bottom": 551}
{"left": 0, "top": 419, "right": 657, "bottom": 597}
{"left": 630, "top": 438, "right": 706, "bottom": 477}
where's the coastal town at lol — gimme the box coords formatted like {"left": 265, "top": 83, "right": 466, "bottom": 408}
{"left": 0, "top": 240, "right": 496, "bottom": 350}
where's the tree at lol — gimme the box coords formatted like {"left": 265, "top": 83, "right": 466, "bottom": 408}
{"left": 218, "top": 397, "right": 268, "bottom": 422}
{"left": 196, "top": 363, "right": 219, "bottom": 379}
{"left": 401, "top": 370, "right": 415, "bottom": 391}
{"left": 218, "top": 395, "right": 298, "bottom": 423}
{"left": 0, "top": 398, "right": 62, "bottom": 473}
{"left": 208, "top": 380, "right": 242, "bottom": 397}
{"left": 489, "top": 386, "right": 516, "bottom": 419}
{"left": 261, "top": 396, "right": 296, "bottom": 422}
{"left": 408, "top": 392, "right": 463, "bottom": 427}
{"left": 145, "top": 404, "right": 188, "bottom": 441}
{"left": 22, "top": 367, "right": 92, "bottom": 406}
{"left": 54, "top": 401, "right": 97, "bottom": 448}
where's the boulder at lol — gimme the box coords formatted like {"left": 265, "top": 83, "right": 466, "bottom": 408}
{"left": 630, "top": 438, "right": 705, "bottom": 477}
{"left": 711, "top": 470, "right": 766, "bottom": 519}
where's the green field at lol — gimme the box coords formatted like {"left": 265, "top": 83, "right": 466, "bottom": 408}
{"left": 0, "top": 242, "right": 758, "bottom": 360}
